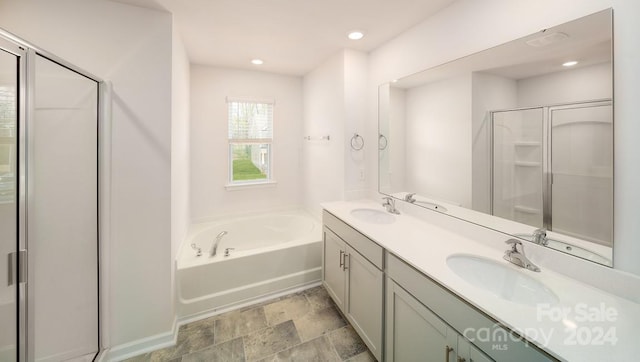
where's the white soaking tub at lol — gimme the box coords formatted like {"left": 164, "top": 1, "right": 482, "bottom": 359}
{"left": 176, "top": 210, "right": 322, "bottom": 319}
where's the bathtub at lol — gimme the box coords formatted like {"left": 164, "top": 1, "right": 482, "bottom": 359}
{"left": 176, "top": 210, "right": 323, "bottom": 319}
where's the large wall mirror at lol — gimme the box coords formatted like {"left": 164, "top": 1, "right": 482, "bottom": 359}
{"left": 378, "top": 9, "right": 613, "bottom": 266}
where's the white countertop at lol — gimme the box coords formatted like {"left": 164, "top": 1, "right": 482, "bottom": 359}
{"left": 322, "top": 200, "right": 640, "bottom": 361}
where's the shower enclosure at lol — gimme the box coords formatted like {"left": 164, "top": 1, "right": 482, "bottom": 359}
{"left": 491, "top": 100, "right": 613, "bottom": 246}
{"left": 0, "top": 31, "right": 101, "bottom": 361}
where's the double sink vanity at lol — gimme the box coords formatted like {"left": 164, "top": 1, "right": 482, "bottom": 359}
{"left": 321, "top": 200, "right": 639, "bottom": 361}
{"left": 319, "top": 8, "right": 640, "bottom": 361}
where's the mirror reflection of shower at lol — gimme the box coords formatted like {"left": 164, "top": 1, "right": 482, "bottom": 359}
{"left": 491, "top": 100, "right": 613, "bottom": 247}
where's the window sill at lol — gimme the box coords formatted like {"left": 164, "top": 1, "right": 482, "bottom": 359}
{"left": 225, "top": 180, "right": 278, "bottom": 191}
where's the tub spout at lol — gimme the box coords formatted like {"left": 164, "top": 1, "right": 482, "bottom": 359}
{"left": 210, "top": 231, "right": 228, "bottom": 257}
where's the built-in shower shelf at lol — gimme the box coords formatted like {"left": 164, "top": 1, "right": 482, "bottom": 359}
{"left": 513, "top": 141, "right": 541, "bottom": 147}
{"left": 514, "top": 205, "right": 541, "bottom": 214}
{"left": 514, "top": 161, "right": 541, "bottom": 167}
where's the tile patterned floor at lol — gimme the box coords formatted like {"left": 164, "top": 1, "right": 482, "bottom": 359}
{"left": 125, "top": 286, "right": 376, "bottom": 362}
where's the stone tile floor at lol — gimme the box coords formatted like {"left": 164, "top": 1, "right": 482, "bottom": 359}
{"left": 125, "top": 286, "right": 375, "bottom": 361}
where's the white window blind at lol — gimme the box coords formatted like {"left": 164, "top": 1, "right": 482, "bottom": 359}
{"left": 228, "top": 99, "right": 273, "bottom": 141}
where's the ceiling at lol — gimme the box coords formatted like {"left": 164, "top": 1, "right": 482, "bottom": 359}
{"left": 111, "top": 0, "right": 458, "bottom": 75}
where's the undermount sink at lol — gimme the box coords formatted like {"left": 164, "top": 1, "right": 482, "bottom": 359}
{"left": 350, "top": 208, "right": 396, "bottom": 224}
{"left": 447, "top": 254, "right": 559, "bottom": 306}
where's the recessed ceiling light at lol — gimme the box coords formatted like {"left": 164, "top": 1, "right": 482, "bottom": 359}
{"left": 347, "top": 31, "right": 364, "bottom": 40}
{"left": 562, "top": 61, "right": 578, "bottom": 67}
{"left": 251, "top": 59, "right": 264, "bottom": 65}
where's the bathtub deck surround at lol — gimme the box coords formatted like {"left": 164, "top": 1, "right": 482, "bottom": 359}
{"left": 125, "top": 286, "right": 374, "bottom": 361}
{"left": 322, "top": 200, "right": 640, "bottom": 361}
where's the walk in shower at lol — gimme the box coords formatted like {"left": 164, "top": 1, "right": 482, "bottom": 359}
{"left": 0, "top": 31, "right": 102, "bottom": 361}
{"left": 491, "top": 100, "right": 613, "bottom": 246}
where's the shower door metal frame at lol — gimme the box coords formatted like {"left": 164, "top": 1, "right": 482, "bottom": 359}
{"left": 490, "top": 99, "right": 613, "bottom": 236}
{"left": 0, "top": 27, "right": 105, "bottom": 362}
{"left": 0, "top": 33, "right": 28, "bottom": 362}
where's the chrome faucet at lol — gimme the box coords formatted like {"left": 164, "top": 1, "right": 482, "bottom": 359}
{"left": 382, "top": 196, "right": 400, "bottom": 214}
{"left": 504, "top": 239, "right": 540, "bottom": 272}
{"left": 532, "top": 228, "right": 548, "bottom": 246}
{"left": 404, "top": 193, "right": 416, "bottom": 203}
{"left": 210, "top": 231, "right": 228, "bottom": 257}
{"left": 190, "top": 242, "right": 202, "bottom": 257}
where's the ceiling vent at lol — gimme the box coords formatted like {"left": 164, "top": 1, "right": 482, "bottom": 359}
{"left": 525, "top": 32, "right": 569, "bottom": 47}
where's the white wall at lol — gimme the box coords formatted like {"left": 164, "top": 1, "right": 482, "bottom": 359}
{"left": 405, "top": 74, "right": 472, "bottom": 207}
{"left": 343, "top": 50, "right": 369, "bottom": 199}
{"left": 471, "top": 72, "right": 517, "bottom": 212}
{"left": 190, "top": 66, "right": 303, "bottom": 221}
{"left": 170, "top": 24, "right": 190, "bottom": 319}
{"left": 368, "top": 0, "right": 640, "bottom": 275}
{"left": 517, "top": 62, "right": 612, "bottom": 106}
{"left": 302, "top": 49, "right": 368, "bottom": 217}
{"left": 302, "top": 52, "right": 346, "bottom": 218}
{"left": 0, "top": 0, "right": 175, "bottom": 350}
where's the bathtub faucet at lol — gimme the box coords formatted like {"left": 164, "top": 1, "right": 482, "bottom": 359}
{"left": 190, "top": 242, "right": 202, "bottom": 257}
{"left": 210, "top": 231, "right": 228, "bottom": 257}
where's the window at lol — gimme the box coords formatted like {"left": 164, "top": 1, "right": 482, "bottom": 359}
{"left": 0, "top": 85, "right": 17, "bottom": 203}
{"left": 227, "top": 98, "right": 274, "bottom": 185}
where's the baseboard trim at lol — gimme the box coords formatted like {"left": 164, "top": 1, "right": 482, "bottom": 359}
{"left": 101, "top": 317, "right": 178, "bottom": 362}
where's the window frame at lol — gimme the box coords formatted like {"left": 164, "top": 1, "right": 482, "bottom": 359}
{"left": 225, "top": 97, "right": 276, "bottom": 188}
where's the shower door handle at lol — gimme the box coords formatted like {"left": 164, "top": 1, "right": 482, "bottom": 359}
{"left": 7, "top": 252, "right": 14, "bottom": 286}
{"left": 7, "top": 250, "right": 27, "bottom": 286}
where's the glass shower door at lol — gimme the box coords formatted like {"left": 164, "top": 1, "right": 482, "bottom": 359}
{"left": 29, "top": 54, "right": 99, "bottom": 361}
{"left": 492, "top": 108, "right": 545, "bottom": 228}
{"left": 550, "top": 102, "right": 613, "bottom": 245}
{"left": 0, "top": 43, "right": 19, "bottom": 362}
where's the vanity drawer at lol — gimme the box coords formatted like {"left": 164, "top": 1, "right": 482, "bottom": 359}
{"left": 323, "top": 210, "right": 384, "bottom": 269}
{"left": 387, "top": 253, "right": 556, "bottom": 362}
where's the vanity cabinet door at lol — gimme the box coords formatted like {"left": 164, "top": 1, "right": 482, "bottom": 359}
{"left": 345, "top": 245, "right": 384, "bottom": 360}
{"left": 458, "top": 336, "right": 494, "bottom": 362}
{"left": 387, "top": 279, "right": 495, "bottom": 362}
{"left": 323, "top": 228, "right": 346, "bottom": 311}
{"left": 388, "top": 253, "right": 550, "bottom": 362}
{"left": 386, "top": 279, "right": 456, "bottom": 362}
{"left": 323, "top": 226, "right": 384, "bottom": 361}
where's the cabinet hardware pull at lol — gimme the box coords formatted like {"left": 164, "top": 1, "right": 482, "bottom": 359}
{"left": 445, "top": 346, "right": 453, "bottom": 361}
{"left": 339, "top": 250, "right": 344, "bottom": 268}
{"left": 343, "top": 253, "right": 349, "bottom": 270}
